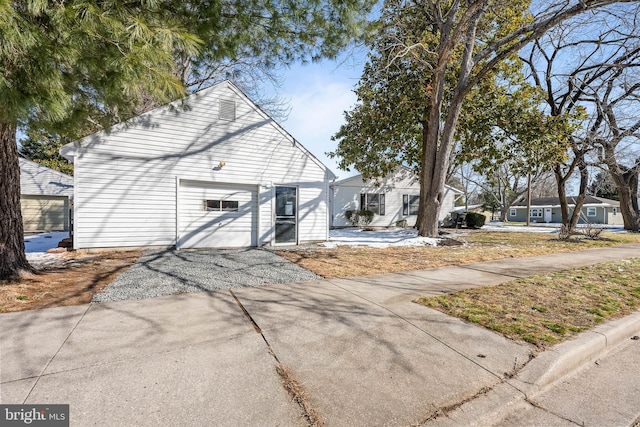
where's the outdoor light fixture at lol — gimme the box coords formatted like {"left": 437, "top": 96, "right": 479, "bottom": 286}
{"left": 218, "top": 161, "right": 226, "bottom": 168}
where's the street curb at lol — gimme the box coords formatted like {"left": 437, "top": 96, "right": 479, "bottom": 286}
{"left": 513, "top": 310, "right": 640, "bottom": 396}
{"left": 428, "top": 310, "right": 640, "bottom": 426}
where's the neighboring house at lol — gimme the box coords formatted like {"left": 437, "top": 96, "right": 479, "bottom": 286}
{"left": 330, "top": 166, "right": 462, "bottom": 228}
{"left": 508, "top": 196, "right": 624, "bottom": 225}
{"left": 19, "top": 157, "right": 73, "bottom": 232}
{"left": 60, "top": 81, "right": 335, "bottom": 250}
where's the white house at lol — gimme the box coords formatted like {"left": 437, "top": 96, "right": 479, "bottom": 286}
{"left": 19, "top": 157, "right": 73, "bottom": 232}
{"left": 330, "top": 166, "right": 462, "bottom": 228}
{"left": 60, "top": 81, "right": 335, "bottom": 250}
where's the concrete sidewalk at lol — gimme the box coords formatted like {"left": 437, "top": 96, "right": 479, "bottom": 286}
{"left": 2, "top": 244, "right": 640, "bottom": 426}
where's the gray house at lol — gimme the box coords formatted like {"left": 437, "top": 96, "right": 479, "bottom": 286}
{"left": 508, "top": 196, "right": 623, "bottom": 225}
{"left": 20, "top": 158, "right": 73, "bottom": 232}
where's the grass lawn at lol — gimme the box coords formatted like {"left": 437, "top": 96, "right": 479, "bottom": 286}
{"left": 278, "top": 230, "right": 640, "bottom": 349}
{"left": 416, "top": 258, "right": 640, "bottom": 349}
{"left": 278, "top": 230, "right": 640, "bottom": 279}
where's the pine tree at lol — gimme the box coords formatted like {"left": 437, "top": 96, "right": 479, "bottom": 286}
{"left": 1, "top": 0, "right": 374, "bottom": 280}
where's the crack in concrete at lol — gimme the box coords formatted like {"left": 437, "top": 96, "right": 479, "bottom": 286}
{"left": 416, "top": 385, "right": 495, "bottom": 425}
{"left": 457, "top": 264, "right": 524, "bottom": 279}
{"left": 523, "top": 397, "right": 584, "bottom": 426}
{"left": 21, "top": 303, "right": 93, "bottom": 404}
{"left": 229, "top": 290, "right": 323, "bottom": 426}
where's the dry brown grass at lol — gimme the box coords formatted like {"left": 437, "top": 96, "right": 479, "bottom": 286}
{"left": 0, "top": 251, "right": 142, "bottom": 313}
{"left": 278, "top": 231, "right": 640, "bottom": 279}
{"left": 416, "top": 258, "right": 640, "bottom": 349}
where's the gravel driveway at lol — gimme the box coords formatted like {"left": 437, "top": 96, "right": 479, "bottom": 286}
{"left": 93, "top": 248, "right": 321, "bottom": 302}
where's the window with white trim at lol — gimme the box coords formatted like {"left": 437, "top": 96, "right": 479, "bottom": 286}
{"left": 530, "top": 208, "right": 543, "bottom": 218}
{"left": 587, "top": 207, "right": 597, "bottom": 217}
{"left": 204, "top": 200, "right": 239, "bottom": 212}
{"left": 403, "top": 195, "right": 420, "bottom": 216}
{"left": 509, "top": 209, "right": 517, "bottom": 217}
{"left": 360, "top": 193, "right": 385, "bottom": 215}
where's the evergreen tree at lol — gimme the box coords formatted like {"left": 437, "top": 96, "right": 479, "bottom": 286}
{"left": 1, "top": 0, "right": 374, "bottom": 280}
{"left": 588, "top": 171, "right": 620, "bottom": 201}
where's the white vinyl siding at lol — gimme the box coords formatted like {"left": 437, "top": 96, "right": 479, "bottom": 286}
{"left": 69, "top": 82, "right": 329, "bottom": 249}
{"left": 331, "top": 168, "right": 459, "bottom": 227}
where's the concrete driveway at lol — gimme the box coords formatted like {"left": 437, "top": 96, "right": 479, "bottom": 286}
{"left": 2, "top": 244, "right": 640, "bottom": 426}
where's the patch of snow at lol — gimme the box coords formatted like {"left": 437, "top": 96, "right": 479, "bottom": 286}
{"left": 24, "top": 231, "right": 70, "bottom": 253}
{"left": 24, "top": 231, "right": 71, "bottom": 268}
{"left": 323, "top": 228, "right": 440, "bottom": 248}
{"left": 322, "top": 223, "right": 628, "bottom": 248}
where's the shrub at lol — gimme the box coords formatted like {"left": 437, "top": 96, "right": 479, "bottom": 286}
{"left": 345, "top": 209, "right": 375, "bottom": 227}
{"left": 395, "top": 219, "right": 408, "bottom": 228}
{"left": 465, "top": 212, "right": 486, "bottom": 229}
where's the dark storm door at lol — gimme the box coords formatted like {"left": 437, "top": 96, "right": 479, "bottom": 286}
{"left": 275, "top": 186, "right": 297, "bottom": 244}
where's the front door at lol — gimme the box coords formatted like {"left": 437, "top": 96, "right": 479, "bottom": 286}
{"left": 544, "top": 208, "right": 552, "bottom": 223}
{"left": 275, "top": 186, "right": 297, "bottom": 244}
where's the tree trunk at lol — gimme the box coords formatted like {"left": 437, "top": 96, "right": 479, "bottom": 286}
{"left": 610, "top": 169, "right": 640, "bottom": 231}
{"left": 555, "top": 165, "right": 570, "bottom": 227}
{"left": 568, "top": 162, "right": 589, "bottom": 230}
{"left": 525, "top": 173, "right": 531, "bottom": 226}
{"left": 499, "top": 207, "right": 508, "bottom": 222}
{"left": 554, "top": 152, "right": 588, "bottom": 233}
{"left": 0, "top": 122, "right": 33, "bottom": 280}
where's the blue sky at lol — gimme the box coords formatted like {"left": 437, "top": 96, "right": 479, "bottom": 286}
{"left": 278, "top": 55, "right": 366, "bottom": 180}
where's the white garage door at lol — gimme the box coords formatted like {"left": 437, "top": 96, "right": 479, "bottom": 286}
{"left": 21, "top": 195, "right": 69, "bottom": 232}
{"left": 178, "top": 180, "right": 257, "bottom": 249}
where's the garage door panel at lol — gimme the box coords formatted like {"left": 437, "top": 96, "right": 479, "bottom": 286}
{"left": 178, "top": 181, "right": 256, "bottom": 249}
{"left": 21, "top": 196, "right": 69, "bottom": 232}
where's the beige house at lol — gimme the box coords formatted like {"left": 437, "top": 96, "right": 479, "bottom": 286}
{"left": 19, "top": 158, "right": 73, "bottom": 232}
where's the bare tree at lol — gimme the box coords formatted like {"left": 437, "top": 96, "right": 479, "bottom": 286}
{"left": 385, "top": 0, "right": 637, "bottom": 237}
{"left": 455, "top": 158, "right": 552, "bottom": 221}
{"left": 521, "top": 6, "right": 640, "bottom": 231}
{"left": 591, "top": 77, "right": 640, "bottom": 230}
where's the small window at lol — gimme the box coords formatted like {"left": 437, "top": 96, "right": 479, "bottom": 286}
{"left": 221, "top": 200, "right": 239, "bottom": 211}
{"left": 587, "top": 207, "right": 597, "bottom": 217}
{"left": 403, "top": 194, "right": 420, "bottom": 216}
{"left": 204, "top": 199, "right": 238, "bottom": 212}
{"left": 204, "top": 200, "right": 220, "bottom": 211}
{"left": 219, "top": 99, "right": 236, "bottom": 121}
{"left": 360, "top": 193, "right": 385, "bottom": 215}
{"left": 510, "top": 209, "right": 517, "bottom": 217}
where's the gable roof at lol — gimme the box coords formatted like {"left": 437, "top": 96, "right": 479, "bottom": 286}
{"left": 332, "top": 165, "right": 463, "bottom": 193}
{"left": 60, "top": 80, "right": 336, "bottom": 179}
{"left": 512, "top": 196, "right": 620, "bottom": 208}
{"left": 19, "top": 157, "right": 73, "bottom": 197}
